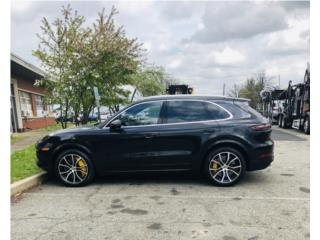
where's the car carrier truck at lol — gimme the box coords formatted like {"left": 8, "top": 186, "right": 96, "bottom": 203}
{"left": 277, "top": 63, "right": 310, "bottom": 134}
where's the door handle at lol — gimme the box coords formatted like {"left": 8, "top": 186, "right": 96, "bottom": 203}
{"left": 203, "top": 129, "right": 215, "bottom": 134}
{"left": 144, "top": 133, "right": 158, "bottom": 139}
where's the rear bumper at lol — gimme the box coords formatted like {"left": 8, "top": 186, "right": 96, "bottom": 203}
{"left": 246, "top": 140, "right": 274, "bottom": 171}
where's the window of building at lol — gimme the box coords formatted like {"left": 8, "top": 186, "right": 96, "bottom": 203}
{"left": 19, "top": 91, "right": 33, "bottom": 117}
{"left": 35, "top": 95, "right": 45, "bottom": 117}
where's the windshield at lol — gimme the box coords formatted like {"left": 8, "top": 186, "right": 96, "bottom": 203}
{"left": 95, "top": 104, "right": 132, "bottom": 128}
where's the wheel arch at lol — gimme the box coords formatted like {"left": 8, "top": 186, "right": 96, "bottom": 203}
{"left": 51, "top": 142, "right": 94, "bottom": 169}
{"left": 201, "top": 138, "right": 249, "bottom": 171}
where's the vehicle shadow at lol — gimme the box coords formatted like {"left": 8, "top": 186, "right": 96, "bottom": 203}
{"left": 239, "top": 171, "right": 272, "bottom": 185}
{"left": 94, "top": 172, "right": 205, "bottom": 186}
{"left": 44, "top": 170, "right": 270, "bottom": 187}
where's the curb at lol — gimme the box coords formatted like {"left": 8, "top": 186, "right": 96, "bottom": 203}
{"left": 11, "top": 172, "right": 49, "bottom": 197}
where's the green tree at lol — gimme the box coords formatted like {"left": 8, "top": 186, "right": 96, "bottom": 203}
{"left": 129, "top": 65, "right": 180, "bottom": 102}
{"left": 239, "top": 71, "right": 269, "bottom": 109}
{"left": 33, "top": 5, "right": 143, "bottom": 126}
{"left": 227, "top": 83, "right": 240, "bottom": 98}
{"left": 130, "top": 66, "right": 168, "bottom": 98}
{"left": 33, "top": 6, "right": 88, "bottom": 128}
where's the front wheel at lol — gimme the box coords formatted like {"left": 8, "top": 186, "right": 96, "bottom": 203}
{"left": 203, "top": 147, "right": 246, "bottom": 186}
{"left": 55, "top": 149, "right": 95, "bottom": 187}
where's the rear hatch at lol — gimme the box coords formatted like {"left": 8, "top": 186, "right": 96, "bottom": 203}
{"left": 234, "top": 101, "right": 272, "bottom": 142}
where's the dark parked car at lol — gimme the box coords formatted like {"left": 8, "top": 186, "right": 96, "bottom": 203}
{"left": 36, "top": 95, "right": 274, "bottom": 187}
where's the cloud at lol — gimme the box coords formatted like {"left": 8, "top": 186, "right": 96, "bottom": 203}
{"left": 280, "top": 1, "right": 310, "bottom": 11}
{"left": 158, "top": 2, "right": 204, "bottom": 20}
{"left": 211, "top": 47, "right": 245, "bottom": 65}
{"left": 11, "top": 1, "right": 309, "bottom": 95}
{"left": 189, "top": 2, "right": 289, "bottom": 43}
{"left": 299, "top": 29, "right": 310, "bottom": 40}
{"left": 167, "top": 59, "right": 182, "bottom": 69}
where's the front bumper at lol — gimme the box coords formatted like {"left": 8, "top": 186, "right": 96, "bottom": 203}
{"left": 35, "top": 139, "right": 55, "bottom": 173}
{"left": 36, "top": 150, "right": 53, "bottom": 172}
{"left": 246, "top": 140, "right": 274, "bottom": 171}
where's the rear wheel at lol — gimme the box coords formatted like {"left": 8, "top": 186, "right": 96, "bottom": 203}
{"left": 203, "top": 147, "right": 246, "bottom": 186}
{"left": 281, "top": 116, "right": 288, "bottom": 129}
{"left": 303, "top": 117, "right": 310, "bottom": 135}
{"left": 278, "top": 115, "right": 283, "bottom": 128}
{"left": 55, "top": 149, "right": 95, "bottom": 187}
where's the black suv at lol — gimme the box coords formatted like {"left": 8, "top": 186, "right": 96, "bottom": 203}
{"left": 36, "top": 95, "right": 274, "bottom": 187}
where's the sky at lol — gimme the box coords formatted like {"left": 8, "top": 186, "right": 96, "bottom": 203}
{"left": 11, "top": 1, "right": 310, "bottom": 95}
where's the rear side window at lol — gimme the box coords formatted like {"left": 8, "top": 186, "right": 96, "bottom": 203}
{"left": 205, "top": 102, "right": 231, "bottom": 120}
{"left": 215, "top": 101, "right": 251, "bottom": 119}
{"left": 165, "top": 100, "right": 230, "bottom": 123}
{"left": 234, "top": 101, "right": 265, "bottom": 120}
{"left": 215, "top": 100, "right": 265, "bottom": 120}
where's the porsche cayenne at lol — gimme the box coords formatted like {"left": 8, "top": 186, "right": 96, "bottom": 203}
{"left": 36, "top": 95, "right": 274, "bottom": 187}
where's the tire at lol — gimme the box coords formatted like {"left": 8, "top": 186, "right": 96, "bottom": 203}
{"left": 278, "top": 115, "right": 283, "bottom": 128}
{"left": 54, "top": 149, "right": 95, "bottom": 187}
{"left": 303, "top": 117, "right": 310, "bottom": 135}
{"left": 281, "top": 116, "right": 287, "bottom": 129}
{"left": 203, "top": 147, "right": 246, "bottom": 187}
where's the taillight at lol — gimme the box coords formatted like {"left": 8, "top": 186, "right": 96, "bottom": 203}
{"left": 250, "top": 123, "right": 272, "bottom": 131}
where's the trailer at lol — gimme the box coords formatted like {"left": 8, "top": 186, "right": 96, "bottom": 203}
{"left": 260, "top": 89, "right": 284, "bottom": 124}
{"left": 166, "top": 85, "right": 194, "bottom": 95}
{"left": 277, "top": 63, "right": 310, "bottom": 134}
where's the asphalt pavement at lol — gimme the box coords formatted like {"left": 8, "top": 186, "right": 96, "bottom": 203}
{"left": 11, "top": 126, "right": 310, "bottom": 240}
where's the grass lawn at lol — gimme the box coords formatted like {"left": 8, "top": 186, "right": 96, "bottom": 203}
{"left": 40, "top": 122, "right": 75, "bottom": 133}
{"left": 11, "top": 134, "right": 26, "bottom": 144}
{"left": 11, "top": 144, "right": 41, "bottom": 183}
{"left": 39, "top": 121, "right": 98, "bottom": 133}
{"left": 10, "top": 122, "right": 97, "bottom": 183}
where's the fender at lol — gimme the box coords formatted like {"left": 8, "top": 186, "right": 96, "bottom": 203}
{"left": 201, "top": 136, "right": 250, "bottom": 160}
{"left": 51, "top": 141, "right": 93, "bottom": 161}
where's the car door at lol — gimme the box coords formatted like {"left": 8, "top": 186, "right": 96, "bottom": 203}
{"left": 94, "top": 101, "right": 165, "bottom": 172}
{"left": 154, "top": 100, "right": 222, "bottom": 170}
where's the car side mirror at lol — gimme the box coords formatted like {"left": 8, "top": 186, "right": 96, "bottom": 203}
{"left": 110, "top": 119, "right": 122, "bottom": 131}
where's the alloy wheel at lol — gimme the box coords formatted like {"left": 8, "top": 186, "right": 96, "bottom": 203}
{"left": 58, "top": 154, "right": 89, "bottom": 185}
{"left": 209, "top": 152, "right": 242, "bottom": 184}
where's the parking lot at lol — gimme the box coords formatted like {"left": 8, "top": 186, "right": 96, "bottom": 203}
{"left": 11, "top": 126, "right": 310, "bottom": 240}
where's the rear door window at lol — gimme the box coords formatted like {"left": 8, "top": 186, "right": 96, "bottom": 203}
{"left": 165, "top": 100, "right": 230, "bottom": 124}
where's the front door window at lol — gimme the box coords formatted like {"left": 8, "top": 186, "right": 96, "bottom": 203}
{"left": 116, "top": 101, "right": 163, "bottom": 126}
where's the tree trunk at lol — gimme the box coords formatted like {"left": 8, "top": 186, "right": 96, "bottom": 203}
{"left": 59, "top": 102, "right": 67, "bottom": 129}
{"left": 62, "top": 99, "right": 69, "bottom": 129}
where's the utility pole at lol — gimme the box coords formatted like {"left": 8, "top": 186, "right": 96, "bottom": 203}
{"left": 93, "top": 87, "right": 101, "bottom": 123}
{"left": 223, "top": 83, "right": 226, "bottom": 96}
{"left": 278, "top": 75, "right": 281, "bottom": 89}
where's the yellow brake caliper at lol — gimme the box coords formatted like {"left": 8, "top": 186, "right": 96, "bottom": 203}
{"left": 77, "top": 159, "right": 87, "bottom": 177}
{"left": 211, "top": 161, "right": 220, "bottom": 174}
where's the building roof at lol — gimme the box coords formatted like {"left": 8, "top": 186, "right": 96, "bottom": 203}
{"left": 11, "top": 53, "right": 45, "bottom": 80}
